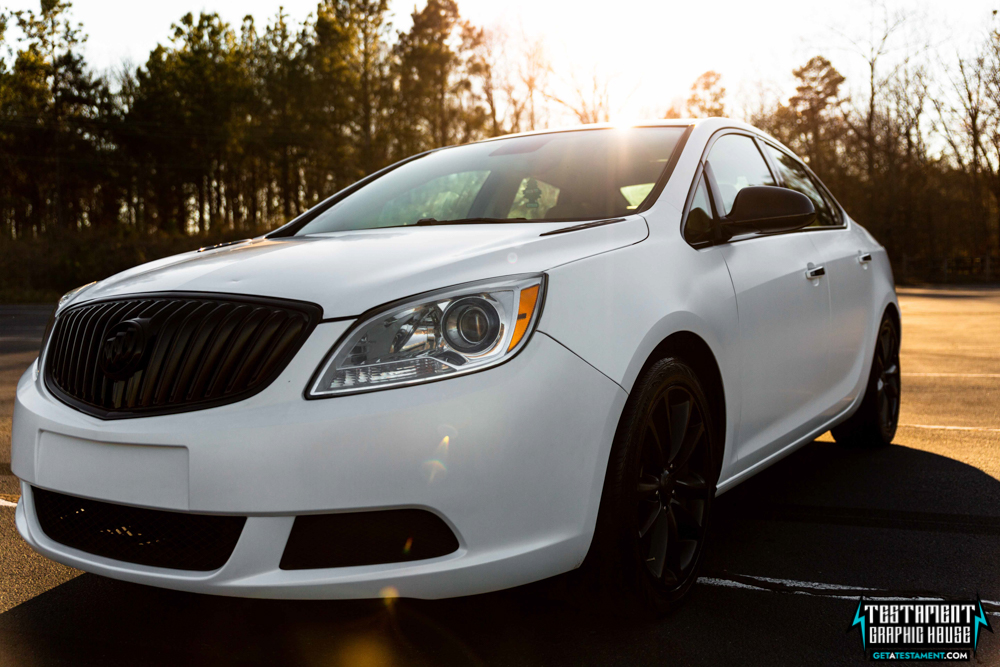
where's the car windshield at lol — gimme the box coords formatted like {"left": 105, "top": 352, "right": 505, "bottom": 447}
{"left": 294, "top": 127, "right": 687, "bottom": 235}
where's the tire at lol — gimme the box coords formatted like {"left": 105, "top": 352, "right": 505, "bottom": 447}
{"left": 831, "top": 314, "right": 901, "bottom": 448}
{"left": 584, "top": 357, "right": 718, "bottom": 615}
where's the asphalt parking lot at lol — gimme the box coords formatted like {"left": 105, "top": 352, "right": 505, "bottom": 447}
{"left": 0, "top": 287, "right": 997, "bottom": 666}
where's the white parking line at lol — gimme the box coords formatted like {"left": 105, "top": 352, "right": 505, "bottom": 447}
{"left": 698, "top": 574, "right": 1000, "bottom": 616}
{"left": 903, "top": 373, "right": 1000, "bottom": 378}
{"left": 733, "top": 575, "right": 878, "bottom": 592}
{"left": 0, "top": 498, "right": 17, "bottom": 508}
{"left": 900, "top": 424, "right": 1000, "bottom": 433}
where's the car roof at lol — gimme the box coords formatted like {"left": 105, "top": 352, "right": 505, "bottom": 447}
{"left": 462, "top": 117, "right": 780, "bottom": 152}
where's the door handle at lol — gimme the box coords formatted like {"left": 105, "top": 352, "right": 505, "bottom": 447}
{"left": 805, "top": 265, "right": 826, "bottom": 279}
{"left": 858, "top": 251, "right": 873, "bottom": 264}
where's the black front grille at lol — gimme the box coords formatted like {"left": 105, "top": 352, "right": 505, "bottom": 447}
{"left": 44, "top": 292, "right": 321, "bottom": 419}
{"left": 280, "top": 509, "right": 460, "bottom": 570}
{"left": 32, "top": 487, "right": 246, "bottom": 571}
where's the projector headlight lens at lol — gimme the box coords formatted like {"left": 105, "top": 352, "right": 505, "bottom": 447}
{"left": 442, "top": 297, "right": 501, "bottom": 354}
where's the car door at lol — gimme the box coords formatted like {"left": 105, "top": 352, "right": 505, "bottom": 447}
{"left": 762, "top": 144, "right": 872, "bottom": 418}
{"left": 699, "top": 132, "right": 832, "bottom": 467}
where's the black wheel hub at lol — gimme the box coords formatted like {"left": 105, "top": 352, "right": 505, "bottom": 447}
{"left": 636, "top": 385, "right": 711, "bottom": 590}
{"left": 658, "top": 470, "right": 675, "bottom": 496}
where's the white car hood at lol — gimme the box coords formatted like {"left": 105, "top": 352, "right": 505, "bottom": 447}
{"left": 76, "top": 218, "right": 647, "bottom": 317}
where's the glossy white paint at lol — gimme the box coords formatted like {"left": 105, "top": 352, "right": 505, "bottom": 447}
{"left": 816, "top": 221, "right": 883, "bottom": 418}
{"left": 79, "top": 219, "right": 648, "bottom": 318}
{"left": 720, "top": 233, "right": 831, "bottom": 467}
{"left": 12, "top": 118, "right": 898, "bottom": 599}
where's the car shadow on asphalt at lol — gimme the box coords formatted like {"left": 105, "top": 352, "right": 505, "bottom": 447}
{"left": 1, "top": 440, "right": 998, "bottom": 667}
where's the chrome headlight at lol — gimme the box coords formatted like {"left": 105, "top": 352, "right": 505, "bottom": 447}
{"left": 308, "top": 275, "right": 545, "bottom": 397}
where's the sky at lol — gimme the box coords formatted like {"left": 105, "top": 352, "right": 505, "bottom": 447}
{"left": 3, "top": 0, "right": 995, "bottom": 122}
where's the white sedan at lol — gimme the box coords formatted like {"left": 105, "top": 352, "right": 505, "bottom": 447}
{"left": 12, "top": 118, "right": 899, "bottom": 612}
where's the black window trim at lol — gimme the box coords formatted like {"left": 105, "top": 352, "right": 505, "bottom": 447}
{"left": 679, "top": 163, "right": 719, "bottom": 246}
{"left": 681, "top": 128, "right": 779, "bottom": 248}
{"left": 759, "top": 139, "right": 847, "bottom": 230}
{"left": 681, "top": 127, "right": 849, "bottom": 250}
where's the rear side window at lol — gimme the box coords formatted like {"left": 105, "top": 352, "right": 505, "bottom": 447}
{"left": 765, "top": 146, "right": 840, "bottom": 227}
{"left": 706, "top": 134, "right": 776, "bottom": 216}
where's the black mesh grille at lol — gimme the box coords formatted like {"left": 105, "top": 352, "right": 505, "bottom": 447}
{"left": 32, "top": 487, "right": 246, "bottom": 571}
{"left": 44, "top": 292, "right": 321, "bottom": 419}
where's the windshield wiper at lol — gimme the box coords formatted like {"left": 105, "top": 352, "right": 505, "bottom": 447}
{"left": 415, "top": 217, "right": 527, "bottom": 226}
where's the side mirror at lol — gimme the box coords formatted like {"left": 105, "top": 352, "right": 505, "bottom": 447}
{"left": 720, "top": 186, "right": 815, "bottom": 237}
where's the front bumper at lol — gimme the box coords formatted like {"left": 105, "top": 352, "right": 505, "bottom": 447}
{"left": 12, "top": 322, "right": 626, "bottom": 599}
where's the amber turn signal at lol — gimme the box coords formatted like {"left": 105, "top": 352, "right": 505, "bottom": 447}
{"left": 508, "top": 285, "right": 540, "bottom": 351}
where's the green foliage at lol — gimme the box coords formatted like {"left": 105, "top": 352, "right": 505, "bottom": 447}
{"left": 0, "top": 1, "right": 997, "bottom": 297}
{"left": 750, "top": 52, "right": 999, "bottom": 279}
{"left": 0, "top": 0, "right": 506, "bottom": 297}
{"left": 686, "top": 71, "right": 725, "bottom": 118}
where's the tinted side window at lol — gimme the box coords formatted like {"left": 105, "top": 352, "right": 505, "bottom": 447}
{"left": 706, "top": 134, "right": 775, "bottom": 216}
{"left": 765, "top": 146, "right": 840, "bottom": 227}
{"left": 684, "top": 175, "right": 715, "bottom": 244}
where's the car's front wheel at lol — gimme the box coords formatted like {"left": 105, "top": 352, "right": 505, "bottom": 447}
{"left": 586, "top": 357, "right": 717, "bottom": 615}
{"left": 832, "top": 313, "right": 901, "bottom": 448}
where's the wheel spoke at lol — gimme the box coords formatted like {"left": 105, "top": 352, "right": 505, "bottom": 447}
{"left": 637, "top": 474, "right": 660, "bottom": 497}
{"left": 646, "top": 417, "right": 665, "bottom": 466}
{"left": 666, "top": 392, "right": 691, "bottom": 462}
{"left": 885, "top": 377, "right": 899, "bottom": 399}
{"left": 677, "top": 539, "right": 699, "bottom": 572}
{"left": 646, "top": 508, "right": 671, "bottom": 578}
{"left": 672, "top": 419, "right": 705, "bottom": 471}
{"left": 638, "top": 500, "right": 661, "bottom": 538}
{"left": 880, "top": 328, "right": 892, "bottom": 362}
{"left": 671, "top": 499, "right": 703, "bottom": 532}
{"left": 661, "top": 506, "right": 680, "bottom": 584}
{"left": 673, "top": 470, "right": 709, "bottom": 499}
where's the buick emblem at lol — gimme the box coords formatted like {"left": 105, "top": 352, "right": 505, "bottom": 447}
{"left": 99, "top": 319, "right": 147, "bottom": 379}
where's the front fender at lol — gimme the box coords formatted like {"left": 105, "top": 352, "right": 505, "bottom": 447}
{"left": 537, "top": 223, "right": 742, "bottom": 480}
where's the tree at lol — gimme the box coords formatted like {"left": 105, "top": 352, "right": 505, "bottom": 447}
{"left": 340, "top": 0, "right": 393, "bottom": 172}
{"left": 787, "top": 56, "right": 845, "bottom": 174}
{"left": 518, "top": 36, "right": 549, "bottom": 131}
{"left": 392, "top": 0, "right": 461, "bottom": 153}
{"left": 686, "top": 71, "right": 725, "bottom": 118}
{"left": 662, "top": 101, "right": 684, "bottom": 119}
{"left": 548, "top": 68, "right": 612, "bottom": 124}
{"left": 0, "top": 0, "right": 111, "bottom": 238}
{"left": 3, "top": 0, "right": 999, "bottom": 293}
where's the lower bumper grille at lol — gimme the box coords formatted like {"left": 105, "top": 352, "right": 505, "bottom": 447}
{"left": 32, "top": 487, "right": 246, "bottom": 572}
{"left": 280, "top": 509, "right": 460, "bottom": 570}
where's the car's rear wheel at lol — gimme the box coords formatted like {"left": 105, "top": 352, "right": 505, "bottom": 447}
{"left": 585, "top": 357, "right": 717, "bottom": 615}
{"left": 832, "top": 313, "right": 900, "bottom": 448}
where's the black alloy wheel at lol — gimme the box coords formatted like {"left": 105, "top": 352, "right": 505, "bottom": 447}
{"left": 585, "top": 357, "right": 717, "bottom": 614}
{"left": 873, "top": 318, "right": 901, "bottom": 439}
{"left": 832, "top": 313, "right": 901, "bottom": 448}
{"left": 635, "top": 384, "right": 711, "bottom": 591}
